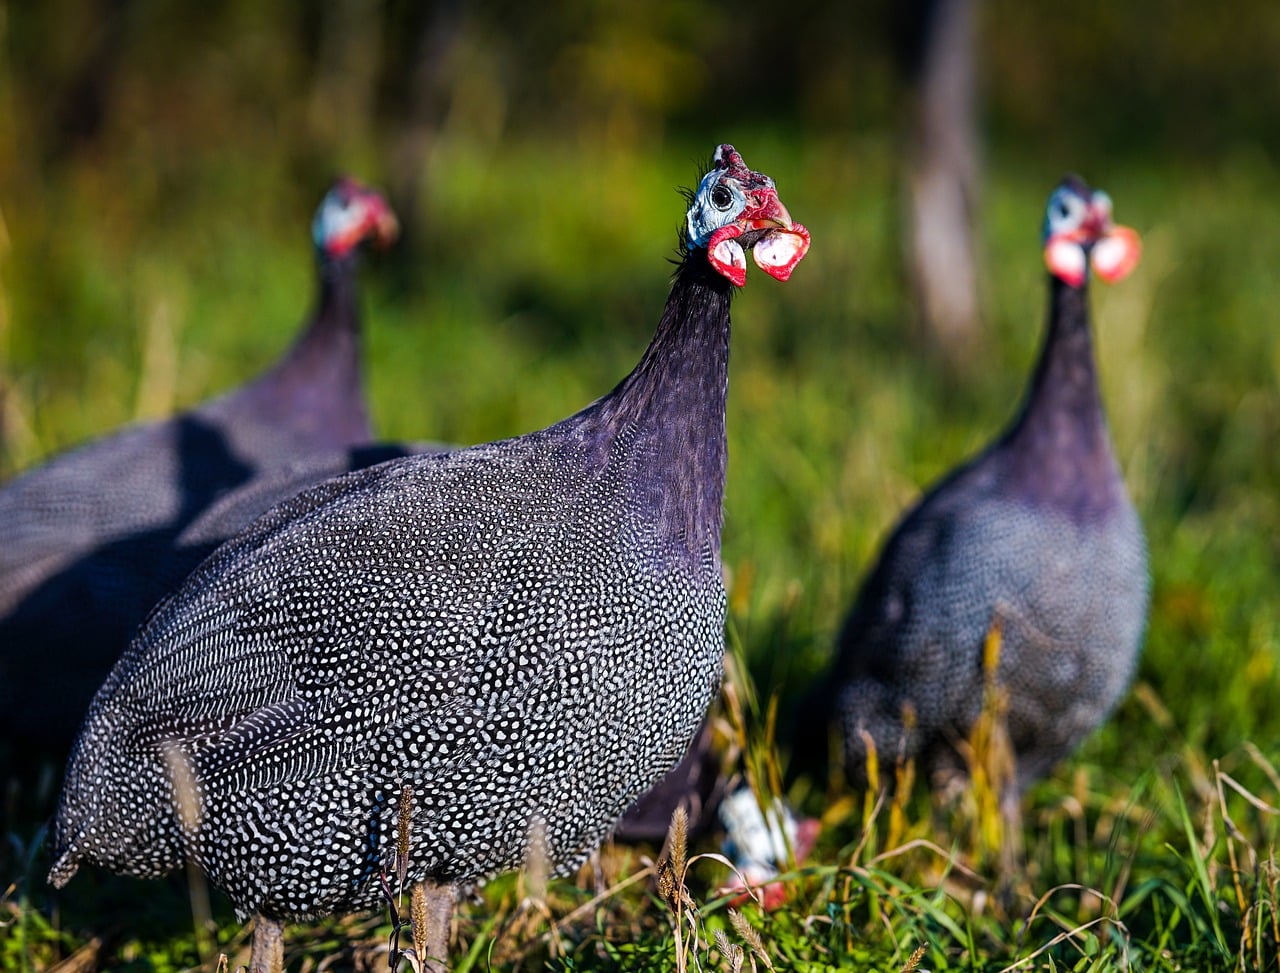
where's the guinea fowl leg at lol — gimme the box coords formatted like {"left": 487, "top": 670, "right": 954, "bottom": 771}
{"left": 411, "top": 880, "right": 456, "bottom": 973}
{"left": 249, "top": 914, "right": 284, "bottom": 973}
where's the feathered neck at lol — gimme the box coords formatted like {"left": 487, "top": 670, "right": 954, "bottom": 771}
{"left": 1001, "top": 274, "right": 1125, "bottom": 520}
{"left": 238, "top": 254, "right": 372, "bottom": 445}
{"left": 585, "top": 248, "right": 733, "bottom": 561}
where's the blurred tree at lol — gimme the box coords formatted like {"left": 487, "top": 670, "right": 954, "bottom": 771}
{"left": 43, "top": 0, "right": 131, "bottom": 161}
{"left": 896, "top": 0, "right": 982, "bottom": 368}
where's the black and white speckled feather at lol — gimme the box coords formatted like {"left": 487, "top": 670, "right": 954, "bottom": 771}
{"left": 50, "top": 148, "right": 806, "bottom": 932}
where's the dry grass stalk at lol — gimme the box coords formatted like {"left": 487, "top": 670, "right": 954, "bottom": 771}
{"left": 397, "top": 785, "right": 414, "bottom": 898}
{"left": 959, "top": 616, "right": 1017, "bottom": 870}
{"left": 899, "top": 943, "right": 927, "bottom": 972}
{"left": 659, "top": 806, "right": 702, "bottom": 973}
{"left": 410, "top": 882, "right": 429, "bottom": 972}
{"left": 728, "top": 908, "right": 773, "bottom": 971}
{"left": 496, "top": 816, "right": 561, "bottom": 963}
{"left": 713, "top": 929, "right": 744, "bottom": 973}
{"left": 670, "top": 805, "right": 689, "bottom": 890}
{"left": 160, "top": 740, "right": 215, "bottom": 963}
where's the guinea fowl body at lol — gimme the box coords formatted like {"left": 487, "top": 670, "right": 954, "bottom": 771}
{"left": 822, "top": 183, "right": 1147, "bottom": 791}
{"left": 49, "top": 147, "right": 809, "bottom": 960}
{"left": 54, "top": 251, "right": 731, "bottom": 923}
{"left": 0, "top": 180, "right": 396, "bottom": 750}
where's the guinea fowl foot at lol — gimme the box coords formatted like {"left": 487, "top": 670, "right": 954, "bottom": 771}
{"left": 248, "top": 914, "right": 284, "bottom": 973}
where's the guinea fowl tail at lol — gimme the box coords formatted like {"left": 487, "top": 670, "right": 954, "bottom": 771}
{"left": 48, "top": 832, "right": 84, "bottom": 888}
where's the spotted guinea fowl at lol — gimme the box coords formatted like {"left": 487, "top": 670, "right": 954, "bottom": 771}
{"left": 172, "top": 441, "right": 446, "bottom": 550}
{"left": 0, "top": 178, "right": 397, "bottom": 753}
{"left": 809, "top": 176, "right": 1145, "bottom": 797}
{"left": 48, "top": 145, "right": 809, "bottom": 973}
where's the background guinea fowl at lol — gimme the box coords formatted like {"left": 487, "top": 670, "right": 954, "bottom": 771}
{"left": 0, "top": 177, "right": 398, "bottom": 757}
{"left": 48, "top": 144, "right": 809, "bottom": 973}
{"left": 804, "top": 176, "right": 1146, "bottom": 799}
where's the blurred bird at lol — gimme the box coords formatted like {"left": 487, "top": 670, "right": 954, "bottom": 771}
{"left": 48, "top": 145, "right": 809, "bottom": 973}
{"left": 807, "top": 176, "right": 1146, "bottom": 803}
{"left": 0, "top": 178, "right": 398, "bottom": 754}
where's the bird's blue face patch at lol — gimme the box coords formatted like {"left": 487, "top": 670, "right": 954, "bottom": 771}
{"left": 1041, "top": 184, "right": 1090, "bottom": 245}
{"left": 686, "top": 168, "right": 751, "bottom": 249}
{"left": 312, "top": 185, "right": 363, "bottom": 254}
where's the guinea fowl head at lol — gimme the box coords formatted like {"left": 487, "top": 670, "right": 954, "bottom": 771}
{"left": 1042, "top": 176, "right": 1141, "bottom": 288}
{"left": 311, "top": 177, "right": 400, "bottom": 262}
{"left": 685, "top": 144, "right": 810, "bottom": 287}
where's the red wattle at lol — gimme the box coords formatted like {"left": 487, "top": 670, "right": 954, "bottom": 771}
{"left": 753, "top": 224, "right": 810, "bottom": 282}
{"left": 708, "top": 230, "right": 748, "bottom": 287}
{"left": 1091, "top": 225, "right": 1142, "bottom": 283}
{"left": 1044, "top": 235, "right": 1088, "bottom": 287}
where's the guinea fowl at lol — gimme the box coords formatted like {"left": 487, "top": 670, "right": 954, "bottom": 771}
{"left": 811, "top": 176, "right": 1146, "bottom": 797}
{"left": 0, "top": 178, "right": 397, "bottom": 753}
{"left": 172, "top": 441, "right": 446, "bottom": 550}
{"left": 48, "top": 145, "right": 809, "bottom": 973}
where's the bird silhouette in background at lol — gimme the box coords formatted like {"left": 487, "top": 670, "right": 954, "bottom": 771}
{"left": 806, "top": 176, "right": 1146, "bottom": 809}
{"left": 0, "top": 179, "right": 398, "bottom": 758}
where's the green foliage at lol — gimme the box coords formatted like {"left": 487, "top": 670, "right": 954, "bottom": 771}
{"left": 2, "top": 3, "right": 1278, "bottom": 971}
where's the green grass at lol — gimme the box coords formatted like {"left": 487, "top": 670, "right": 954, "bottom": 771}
{"left": 2, "top": 132, "right": 1278, "bottom": 971}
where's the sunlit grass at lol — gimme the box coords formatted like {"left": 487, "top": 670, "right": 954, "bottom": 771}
{"left": 1, "top": 133, "right": 1278, "bottom": 970}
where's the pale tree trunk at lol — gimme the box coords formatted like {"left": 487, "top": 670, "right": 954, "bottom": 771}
{"left": 904, "top": 0, "right": 982, "bottom": 366}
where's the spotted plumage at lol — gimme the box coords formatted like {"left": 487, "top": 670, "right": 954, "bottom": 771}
{"left": 810, "top": 176, "right": 1147, "bottom": 793}
{"left": 49, "top": 145, "right": 809, "bottom": 970}
{"left": 0, "top": 178, "right": 397, "bottom": 752}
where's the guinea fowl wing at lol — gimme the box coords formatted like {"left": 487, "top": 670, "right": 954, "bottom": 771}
{"left": 833, "top": 459, "right": 1010, "bottom": 755}
{"left": 54, "top": 430, "right": 720, "bottom": 903}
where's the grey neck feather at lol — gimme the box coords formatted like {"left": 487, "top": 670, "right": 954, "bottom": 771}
{"left": 580, "top": 249, "right": 732, "bottom": 562}
{"left": 234, "top": 253, "right": 371, "bottom": 445}
{"left": 999, "top": 274, "right": 1126, "bottom": 521}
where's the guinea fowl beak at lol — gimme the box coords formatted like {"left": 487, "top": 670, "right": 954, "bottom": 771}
{"left": 368, "top": 199, "right": 401, "bottom": 250}
{"left": 738, "top": 191, "right": 796, "bottom": 234}
{"left": 737, "top": 192, "right": 810, "bottom": 283}
{"left": 1081, "top": 196, "right": 1112, "bottom": 239}
{"left": 706, "top": 192, "right": 810, "bottom": 286}
{"left": 1085, "top": 191, "right": 1141, "bottom": 284}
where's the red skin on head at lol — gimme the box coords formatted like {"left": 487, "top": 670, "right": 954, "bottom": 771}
{"left": 1044, "top": 191, "right": 1140, "bottom": 288}
{"left": 324, "top": 182, "right": 400, "bottom": 259}
{"left": 700, "top": 145, "right": 810, "bottom": 286}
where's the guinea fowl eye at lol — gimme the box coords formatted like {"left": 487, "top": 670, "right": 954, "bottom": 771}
{"left": 1047, "top": 191, "right": 1085, "bottom": 233}
{"left": 709, "top": 184, "right": 733, "bottom": 211}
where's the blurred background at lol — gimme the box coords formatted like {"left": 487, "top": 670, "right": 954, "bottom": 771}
{"left": 1, "top": 0, "right": 1277, "bottom": 775}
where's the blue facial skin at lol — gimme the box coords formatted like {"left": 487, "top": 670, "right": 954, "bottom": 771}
{"left": 686, "top": 168, "right": 748, "bottom": 249}
{"left": 312, "top": 187, "right": 362, "bottom": 255}
{"left": 1040, "top": 180, "right": 1107, "bottom": 246}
